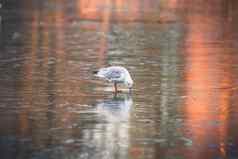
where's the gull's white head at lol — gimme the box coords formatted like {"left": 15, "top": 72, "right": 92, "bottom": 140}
{"left": 125, "top": 80, "right": 133, "bottom": 89}
{"left": 124, "top": 74, "right": 133, "bottom": 89}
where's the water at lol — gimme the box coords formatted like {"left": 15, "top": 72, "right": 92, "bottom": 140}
{"left": 1, "top": 0, "right": 238, "bottom": 159}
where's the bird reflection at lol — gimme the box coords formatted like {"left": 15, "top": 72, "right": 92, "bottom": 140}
{"left": 96, "top": 93, "right": 133, "bottom": 122}
{"left": 72, "top": 94, "right": 133, "bottom": 159}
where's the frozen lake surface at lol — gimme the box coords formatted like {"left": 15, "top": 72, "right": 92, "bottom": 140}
{"left": 1, "top": 0, "right": 238, "bottom": 159}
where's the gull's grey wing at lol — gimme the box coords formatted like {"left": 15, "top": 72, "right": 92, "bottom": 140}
{"left": 105, "top": 69, "right": 122, "bottom": 80}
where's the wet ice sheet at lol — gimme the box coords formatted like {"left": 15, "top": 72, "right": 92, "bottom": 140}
{"left": 1, "top": 0, "right": 238, "bottom": 159}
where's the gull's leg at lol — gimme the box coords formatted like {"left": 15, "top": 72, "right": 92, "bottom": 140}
{"left": 114, "top": 82, "right": 118, "bottom": 93}
{"left": 129, "top": 88, "right": 132, "bottom": 94}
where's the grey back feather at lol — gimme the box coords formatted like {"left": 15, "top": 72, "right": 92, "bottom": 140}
{"left": 95, "top": 66, "right": 132, "bottom": 85}
{"left": 105, "top": 69, "right": 122, "bottom": 79}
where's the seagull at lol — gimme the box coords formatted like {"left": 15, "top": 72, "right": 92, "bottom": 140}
{"left": 93, "top": 66, "right": 133, "bottom": 93}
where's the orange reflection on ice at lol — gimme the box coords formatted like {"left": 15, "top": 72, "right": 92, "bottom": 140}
{"left": 185, "top": 32, "right": 214, "bottom": 159}
{"left": 18, "top": 9, "right": 39, "bottom": 137}
{"left": 184, "top": 12, "right": 233, "bottom": 158}
{"left": 77, "top": 0, "right": 113, "bottom": 66}
{"left": 98, "top": 0, "right": 111, "bottom": 66}
{"left": 76, "top": 0, "right": 154, "bottom": 66}
{"left": 77, "top": 0, "right": 149, "bottom": 21}
{"left": 18, "top": 1, "right": 76, "bottom": 147}
{"left": 166, "top": 0, "right": 178, "bottom": 9}
{"left": 217, "top": 58, "right": 233, "bottom": 158}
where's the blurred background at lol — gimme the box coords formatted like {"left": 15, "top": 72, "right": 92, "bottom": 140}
{"left": 1, "top": 0, "right": 238, "bottom": 159}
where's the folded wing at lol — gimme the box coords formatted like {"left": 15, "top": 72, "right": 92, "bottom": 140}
{"left": 105, "top": 69, "right": 122, "bottom": 81}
